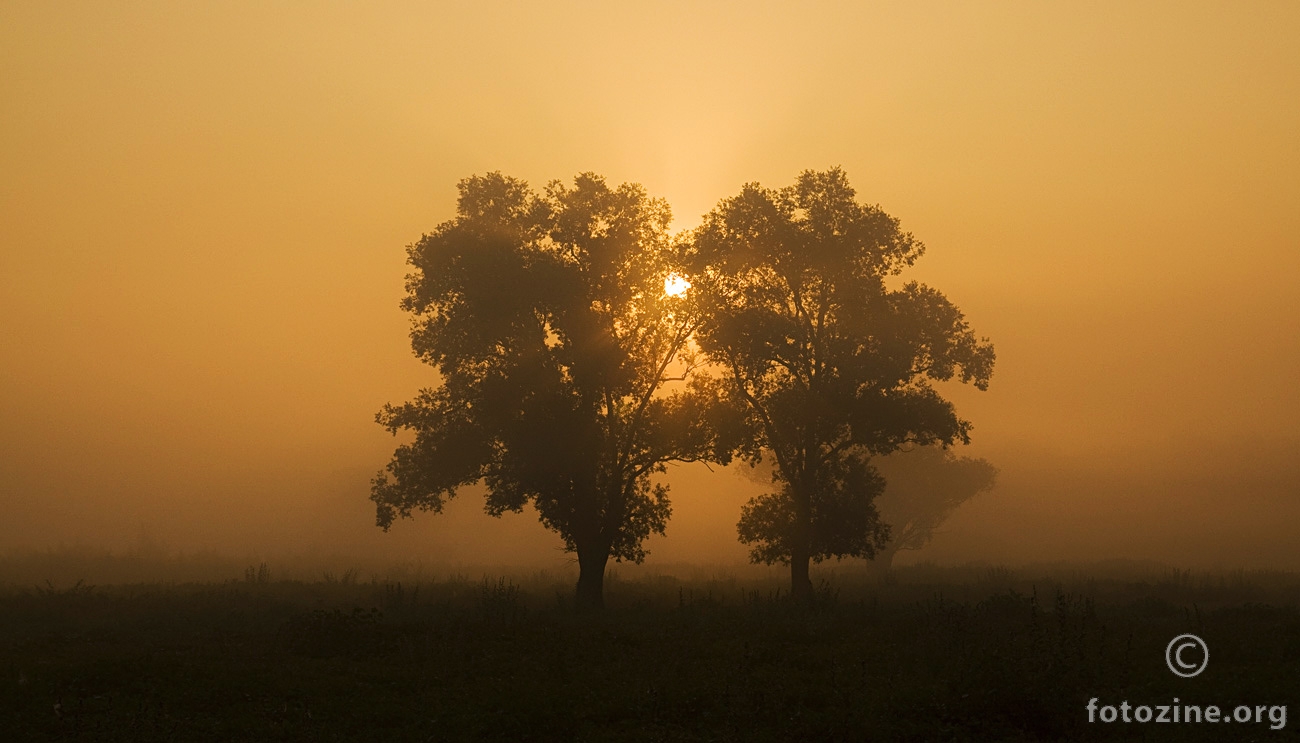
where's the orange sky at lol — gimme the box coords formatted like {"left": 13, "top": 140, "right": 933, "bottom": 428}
{"left": 2, "top": 2, "right": 1298, "bottom": 571}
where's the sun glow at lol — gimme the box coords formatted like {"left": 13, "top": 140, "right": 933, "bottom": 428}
{"left": 664, "top": 273, "right": 691, "bottom": 297}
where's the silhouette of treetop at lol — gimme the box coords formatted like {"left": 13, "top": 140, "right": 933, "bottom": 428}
{"left": 372, "top": 172, "right": 736, "bottom": 608}
{"left": 689, "top": 167, "right": 995, "bottom": 599}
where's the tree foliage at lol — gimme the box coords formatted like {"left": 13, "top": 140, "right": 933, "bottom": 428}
{"left": 689, "top": 168, "right": 995, "bottom": 597}
{"left": 871, "top": 445, "right": 998, "bottom": 569}
{"left": 372, "top": 172, "right": 736, "bottom": 607}
{"left": 736, "top": 458, "right": 889, "bottom": 566}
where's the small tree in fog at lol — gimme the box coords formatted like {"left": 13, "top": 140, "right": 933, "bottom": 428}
{"left": 689, "top": 168, "right": 995, "bottom": 602}
{"left": 371, "top": 173, "right": 737, "bottom": 609}
{"left": 870, "top": 446, "right": 998, "bottom": 574}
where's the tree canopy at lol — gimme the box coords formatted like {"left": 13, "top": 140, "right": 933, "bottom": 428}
{"left": 371, "top": 172, "right": 735, "bottom": 608}
{"left": 871, "top": 445, "right": 998, "bottom": 572}
{"left": 689, "top": 168, "right": 995, "bottom": 600}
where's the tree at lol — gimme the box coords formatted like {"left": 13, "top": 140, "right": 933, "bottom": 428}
{"left": 689, "top": 168, "right": 995, "bottom": 601}
{"left": 870, "top": 445, "right": 998, "bottom": 575}
{"left": 371, "top": 172, "right": 734, "bottom": 609}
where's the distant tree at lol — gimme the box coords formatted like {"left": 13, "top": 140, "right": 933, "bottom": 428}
{"left": 372, "top": 172, "right": 736, "bottom": 609}
{"left": 870, "top": 445, "right": 998, "bottom": 574}
{"left": 689, "top": 168, "right": 995, "bottom": 601}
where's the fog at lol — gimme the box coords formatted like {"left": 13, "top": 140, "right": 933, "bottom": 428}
{"left": 2, "top": 3, "right": 1298, "bottom": 574}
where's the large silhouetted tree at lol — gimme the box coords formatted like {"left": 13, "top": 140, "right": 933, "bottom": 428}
{"left": 871, "top": 445, "right": 998, "bottom": 575}
{"left": 372, "top": 172, "right": 734, "bottom": 609}
{"left": 690, "top": 168, "right": 995, "bottom": 601}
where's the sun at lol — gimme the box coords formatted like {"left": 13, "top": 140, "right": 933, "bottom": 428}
{"left": 663, "top": 273, "right": 691, "bottom": 297}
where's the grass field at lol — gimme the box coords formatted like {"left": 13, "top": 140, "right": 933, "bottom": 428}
{"left": 3, "top": 562, "right": 1298, "bottom": 741}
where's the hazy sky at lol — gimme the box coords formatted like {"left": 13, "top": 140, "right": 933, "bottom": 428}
{"left": 2, "top": 2, "right": 1298, "bottom": 570}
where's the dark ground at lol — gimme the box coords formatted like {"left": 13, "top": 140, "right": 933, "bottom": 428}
{"left": 3, "top": 564, "right": 1299, "bottom": 741}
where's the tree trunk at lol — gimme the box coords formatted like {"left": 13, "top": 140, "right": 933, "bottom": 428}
{"left": 575, "top": 545, "right": 609, "bottom": 610}
{"left": 790, "top": 479, "right": 814, "bottom": 603}
{"left": 789, "top": 548, "right": 813, "bottom": 603}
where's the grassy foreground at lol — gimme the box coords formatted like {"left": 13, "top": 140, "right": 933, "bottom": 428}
{"left": 3, "top": 565, "right": 1299, "bottom": 741}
